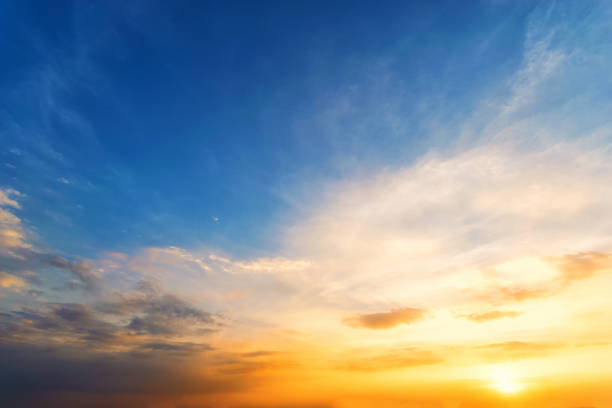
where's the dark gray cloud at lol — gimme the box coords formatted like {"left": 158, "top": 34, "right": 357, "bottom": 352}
{"left": 135, "top": 342, "right": 213, "bottom": 355}
{"left": 0, "top": 302, "right": 223, "bottom": 406}
{"left": 127, "top": 313, "right": 214, "bottom": 336}
{"left": 1, "top": 303, "right": 117, "bottom": 345}
{"left": 98, "top": 285, "right": 217, "bottom": 336}
{"left": 1, "top": 285, "right": 218, "bottom": 347}
{"left": 0, "top": 247, "right": 99, "bottom": 292}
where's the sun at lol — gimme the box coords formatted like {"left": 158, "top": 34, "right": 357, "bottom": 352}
{"left": 488, "top": 366, "right": 525, "bottom": 395}
{"left": 493, "top": 376, "right": 522, "bottom": 394}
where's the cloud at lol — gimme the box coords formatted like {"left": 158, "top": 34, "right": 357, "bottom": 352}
{"left": 282, "top": 141, "right": 612, "bottom": 316}
{"left": 1, "top": 302, "right": 119, "bottom": 345}
{"left": 0, "top": 272, "right": 26, "bottom": 290}
{"left": 0, "top": 209, "right": 21, "bottom": 226}
{"left": 0, "top": 189, "right": 21, "bottom": 209}
{"left": 5, "top": 248, "right": 100, "bottom": 292}
{"left": 473, "top": 251, "right": 612, "bottom": 304}
{"left": 98, "top": 281, "right": 217, "bottom": 336}
{"left": 475, "top": 341, "right": 563, "bottom": 361}
{"left": 336, "top": 348, "right": 441, "bottom": 372}
{"left": 125, "top": 296, "right": 215, "bottom": 336}
{"left": 345, "top": 307, "right": 426, "bottom": 329}
{"left": 460, "top": 310, "right": 523, "bottom": 322}
{"left": 0, "top": 227, "right": 28, "bottom": 249}
{"left": 0, "top": 204, "right": 222, "bottom": 392}
{"left": 0, "top": 279, "right": 217, "bottom": 356}
{"left": 240, "top": 350, "right": 278, "bottom": 358}
{"left": 552, "top": 251, "right": 612, "bottom": 284}
{"left": 133, "top": 342, "right": 214, "bottom": 357}
{"left": 473, "top": 285, "right": 551, "bottom": 304}
{"left": 500, "top": 17, "right": 567, "bottom": 117}
{"left": 0, "top": 189, "right": 29, "bottom": 250}
{"left": 0, "top": 192, "right": 102, "bottom": 293}
{"left": 229, "top": 257, "right": 311, "bottom": 275}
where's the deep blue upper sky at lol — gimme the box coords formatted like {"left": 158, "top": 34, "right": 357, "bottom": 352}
{"left": 0, "top": 1, "right": 547, "bottom": 257}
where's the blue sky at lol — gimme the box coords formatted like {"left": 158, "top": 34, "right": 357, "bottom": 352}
{"left": 0, "top": 0, "right": 545, "bottom": 258}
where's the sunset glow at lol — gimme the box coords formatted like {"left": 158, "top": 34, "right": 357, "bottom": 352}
{"left": 2, "top": 1, "right": 612, "bottom": 407}
{"left": 487, "top": 365, "right": 525, "bottom": 395}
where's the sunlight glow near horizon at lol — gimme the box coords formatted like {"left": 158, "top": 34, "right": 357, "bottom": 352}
{"left": 487, "top": 365, "right": 525, "bottom": 395}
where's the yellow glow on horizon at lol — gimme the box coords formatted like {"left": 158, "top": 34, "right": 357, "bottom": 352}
{"left": 488, "top": 365, "right": 525, "bottom": 395}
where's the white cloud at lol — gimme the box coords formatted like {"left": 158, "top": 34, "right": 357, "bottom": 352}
{"left": 285, "top": 142, "right": 612, "bottom": 307}
{"left": 0, "top": 189, "right": 21, "bottom": 208}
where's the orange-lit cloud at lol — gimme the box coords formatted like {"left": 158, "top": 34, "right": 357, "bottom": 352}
{"left": 474, "top": 341, "right": 565, "bottom": 362}
{"left": 0, "top": 189, "right": 30, "bottom": 250}
{"left": 336, "top": 348, "right": 441, "bottom": 371}
{"left": 553, "top": 251, "right": 612, "bottom": 284}
{"left": 344, "top": 307, "right": 426, "bottom": 329}
{"left": 0, "top": 272, "right": 25, "bottom": 290}
{"left": 461, "top": 310, "right": 523, "bottom": 322}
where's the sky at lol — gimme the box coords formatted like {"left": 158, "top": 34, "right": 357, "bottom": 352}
{"left": 1, "top": 1, "right": 612, "bottom": 407}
